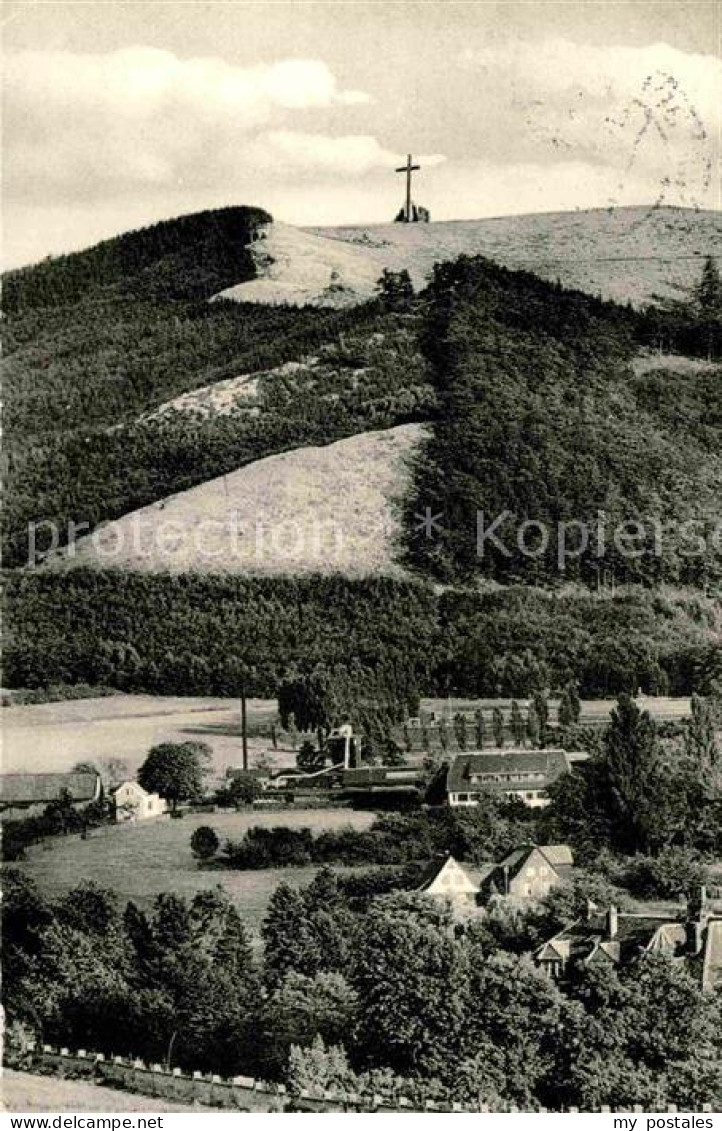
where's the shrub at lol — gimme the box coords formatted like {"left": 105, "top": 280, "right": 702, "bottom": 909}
{"left": 190, "top": 825, "right": 219, "bottom": 861}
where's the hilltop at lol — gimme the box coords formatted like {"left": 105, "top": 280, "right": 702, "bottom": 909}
{"left": 217, "top": 206, "right": 722, "bottom": 309}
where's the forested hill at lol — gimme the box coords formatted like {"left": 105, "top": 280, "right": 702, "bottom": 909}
{"left": 3, "top": 205, "right": 720, "bottom": 582}
{"left": 2, "top": 206, "right": 271, "bottom": 311}
{"left": 404, "top": 254, "right": 722, "bottom": 588}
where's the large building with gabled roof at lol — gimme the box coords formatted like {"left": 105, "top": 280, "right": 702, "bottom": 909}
{"left": 446, "top": 748, "right": 571, "bottom": 808}
{"left": 0, "top": 771, "right": 102, "bottom": 818}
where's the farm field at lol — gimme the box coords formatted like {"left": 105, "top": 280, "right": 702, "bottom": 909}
{"left": 0, "top": 1069, "right": 217, "bottom": 1113}
{"left": 15, "top": 807, "right": 375, "bottom": 939}
{"left": 1, "top": 692, "right": 692, "bottom": 777}
{"left": 1, "top": 694, "right": 279, "bottom": 776}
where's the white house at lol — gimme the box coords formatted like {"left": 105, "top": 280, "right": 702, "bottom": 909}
{"left": 112, "top": 780, "right": 167, "bottom": 822}
{"left": 446, "top": 749, "right": 571, "bottom": 809}
{"left": 414, "top": 854, "right": 481, "bottom": 909}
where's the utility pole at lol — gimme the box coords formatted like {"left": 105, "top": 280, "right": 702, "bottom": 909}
{"left": 240, "top": 676, "right": 248, "bottom": 771}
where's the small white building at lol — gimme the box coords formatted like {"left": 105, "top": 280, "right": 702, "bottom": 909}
{"left": 112, "top": 780, "right": 167, "bottom": 822}
{"left": 414, "top": 854, "right": 481, "bottom": 909}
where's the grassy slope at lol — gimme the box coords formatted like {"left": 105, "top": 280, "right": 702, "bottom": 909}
{"left": 42, "top": 423, "right": 427, "bottom": 577}
{"left": 15, "top": 810, "right": 374, "bottom": 939}
{"left": 218, "top": 206, "right": 722, "bottom": 308}
{"left": 1, "top": 1070, "right": 219, "bottom": 1112}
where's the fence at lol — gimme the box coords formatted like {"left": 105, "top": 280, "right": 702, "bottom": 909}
{"left": 16, "top": 1043, "right": 719, "bottom": 1114}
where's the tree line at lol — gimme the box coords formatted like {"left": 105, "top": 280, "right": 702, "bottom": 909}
{"left": 4, "top": 862, "right": 720, "bottom": 1109}
{"left": 4, "top": 569, "right": 719, "bottom": 699}
{"left": 404, "top": 254, "right": 722, "bottom": 587}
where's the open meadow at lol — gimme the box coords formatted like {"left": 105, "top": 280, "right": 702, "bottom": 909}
{"left": 15, "top": 807, "right": 375, "bottom": 939}
{"left": 1, "top": 692, "right": 692, "bottom": 778}
{"left": 0, "top": 1070, "right": 219, "bottom": 1113}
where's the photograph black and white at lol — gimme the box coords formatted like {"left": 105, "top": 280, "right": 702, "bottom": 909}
{"left": 2, "top": 0, "right": 721, "bottom": 1117}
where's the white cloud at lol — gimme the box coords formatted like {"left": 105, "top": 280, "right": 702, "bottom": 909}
{"left": 2, "top": 48, "right": 374, "bottom": 200}
{"left": 249, "top": 132, "right": 446, "bottom": 176}
{"left": 458, "top": 38, "right": 721, "bottom": 209}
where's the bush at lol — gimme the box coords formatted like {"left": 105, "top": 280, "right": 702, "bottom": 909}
{"left": 190, "top": 825, "right": 219, "bottom": 861}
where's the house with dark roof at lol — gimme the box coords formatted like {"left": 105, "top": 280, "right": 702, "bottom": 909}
{"left": 446, "top": 749, "right": 570, "bottom": 808}
{"left": 535, "top": 889, "right": 722, "bottom": 992}
{"left": 0, "top": 772, "right": 103, "bottom": 818}
{"left": 480, "top": 843, "right": 574, "bottom": 902}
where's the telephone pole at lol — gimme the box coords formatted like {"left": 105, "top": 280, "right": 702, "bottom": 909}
{"left": 240, "top": 676, "right": 248, "bottom": 771}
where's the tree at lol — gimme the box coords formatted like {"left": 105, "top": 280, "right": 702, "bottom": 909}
{"left": 602, "top": 694, "right": 661, "bottom": 852}
{"left": 72, "top": 761, "right": 98, "bottom": 775}
{"left": 558, "top": 689, "right": 574, "bottom": 729}
{"left": 190, "top": 826, "right": 219, "bottom": 861}
{"left": 138, "top": 742, "right": 208, "bottom": 811}
{"left": 352, "top": 894, "right": 468, "bottom": 1078}
{"left": 532, "top": 691, "right": 549, "bottom": 743}
{"left": 696, "top": 256, "right": 722, "bottom": 318}
{"left": 227, "top": 773, "right": 263, "bottom": 807}
{"left": 297, "top": 740, "right": 325, "bottom": 774}
{"left": 568, "top": 682, "right": 582, "bottom": 724}
{"left": 492, "top": 706, "right": 505, "bottom": 748}
{"left": 453, "top": 712, "right": 468, "bottom": 750}
{"left": 376, "top": 268, "right": 414, "bottom": 312}
{"left": 527, "top": 703, "right": 541, "bottom": 748}
{"left": 510, "top": 700, "right": 524, "bottom": 746}
{"left": 474, "top": 709, "right": 485, "bottom": 749}
{"left": 287, "top": 1035, "right": 352, "bottom": 1097}
{"left": 685, "top": 695, "right": 721, "bottom": 800}
{"left": 260, "top": 974, "right": 357, "bottom": 1081}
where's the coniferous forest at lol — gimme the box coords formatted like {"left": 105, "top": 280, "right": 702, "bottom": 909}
{"left": 2, "top": 208, "right": 721, "bottom": 698}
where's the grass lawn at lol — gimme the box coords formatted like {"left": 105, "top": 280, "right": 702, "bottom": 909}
{"left": 0, "top": 1070, "right": 222, "bottom": 1113}
{"left": 15, "top": 807, "right": 375, "bottom": 940}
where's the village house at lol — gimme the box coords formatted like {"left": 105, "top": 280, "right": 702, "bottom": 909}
{"left": 535, "top": 888, "right": 722, "bottom": 992}
{"left": 446, "top": 748, "right": 571, "bottom": 808}
{"left": 414, "top": 854, "right": 483, "bottom": 909}
{"left": 479, "top": 843, "right": 574, "bottom": 901}
{"left": 112, "top": 780, "right": 167, "bottom": 822}
{"left": 415, "top": 844, "right": 574, "bottom": 910}
{"left": 0, "top": 771, "right": 103, "bottom": 819}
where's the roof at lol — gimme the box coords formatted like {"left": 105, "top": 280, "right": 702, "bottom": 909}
{"left": 414, "top": 854, "right": 480, "bottom": 895}
{"left": 0, "top": 772, "right": 101, "bottom": 806}
{"left": 482, "top": 843, "right": 574, "bottom": 893}
{"left": 447, "top": 749, "right": 570, "bottom": 793}
{"left": 342, "top": 766, "right": 422, "bottom": 789}
{"left": 536, "top": 911, "right": 687, "bottom": 969}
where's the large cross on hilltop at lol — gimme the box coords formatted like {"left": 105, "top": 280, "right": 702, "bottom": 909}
{"left": 395, "top": 153, "right": 421, "bottom": 222}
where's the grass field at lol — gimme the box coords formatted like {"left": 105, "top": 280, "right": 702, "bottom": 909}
{"left": 217, "top": 207, "right": 722, "bottom": 309}
{"left": 2, "top": 691, "right": 692, "bottom": 778}
{"left": 1, "top": 693, "right": 280, "bottom": 776}
{"left": 1, "top": 1070, "right": 216, "bottom": 1113}
{"left": 42, "top": 423, "right": 425, "bottom": 578}
{"left": 15, "top": 807, "right": 375, "bottom": 939}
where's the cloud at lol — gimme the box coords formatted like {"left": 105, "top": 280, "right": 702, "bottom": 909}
{"left": 2, "top": 47, "right": 375, "bottom": 201}
{"left": 457, "top": 38, "right": 721, "bottom": 208}
{"left": 248, "top": 132, "right": 446, "bottom": 177}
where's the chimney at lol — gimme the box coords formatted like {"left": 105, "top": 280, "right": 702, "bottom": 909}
{"left": 606, "top": 905, "right": 619, "bottom": 940}
{"left": 686, "top": 885, "right": 709, "bottom": 923}
{"left": 685, "top": 885, "right": 709, "bottom": 955}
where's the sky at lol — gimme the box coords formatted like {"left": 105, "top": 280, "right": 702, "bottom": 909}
{"left": 3, "top": 0, "right": 721, "bottom": 268}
